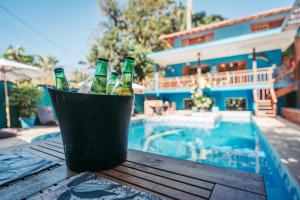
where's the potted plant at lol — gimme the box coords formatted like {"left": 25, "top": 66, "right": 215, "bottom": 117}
{"left": 10, "top": 81, "right": 42, "bottom": 127}
{"left": 191, "top": 87, "right": 214, "bottom": 112}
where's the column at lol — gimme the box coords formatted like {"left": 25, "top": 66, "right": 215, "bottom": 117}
{"left": 154, "top": 64, "right": 159, "bottom": 91}
{"left": 252, "top": 48, "right": 257, "bottom": 85}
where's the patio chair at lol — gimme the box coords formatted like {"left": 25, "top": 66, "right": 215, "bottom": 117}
{"left": 149, "top": 106, "right": 163, "bottom": 115}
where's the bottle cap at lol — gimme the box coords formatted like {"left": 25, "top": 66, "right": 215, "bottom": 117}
{"left": 54, "top": 67, "right": 64, "bottom": 73}
{"left": 97, "top": 58, "right": 109, "bottom": 63}
{"left": 111, "top": 70, "right": 118, "bottom": 76}
{"left": 125, "top": 56, "right": 135, "bottom": 61}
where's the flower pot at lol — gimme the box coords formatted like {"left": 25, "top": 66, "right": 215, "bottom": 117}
{"left": 47, "top": 87, "right": 134, "bottom": 172}
{"left": 20, "top": 117, "right": 36, "bottom": 127}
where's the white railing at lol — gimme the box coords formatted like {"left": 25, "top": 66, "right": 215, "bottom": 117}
{"left": 143, "top": 67, "right": 274, "bottom": 90}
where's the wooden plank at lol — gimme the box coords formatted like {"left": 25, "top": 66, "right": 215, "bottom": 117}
{"left": 97, "top": 172, "right": 174, "bottom": 200}
{"left": 100, "top": 169, "right": 205, "bottom": 200}
{"left": 29, "top": 145, "right": 65, "bottom": 160}
{"left": 127, "top": 150, "right": 265, "bottom": 195}
{"left": 210, "top": 184, "right": 266, "bottom": 200}
{"left": 25, "top": 147, "right": 63, "bottom": 163}
{"left": 44, "top": 141, "right": 64, "bottom": 149}
{"left": 37, "top": 142, "right": 65, "bottom": 154}
{"left": 0, "top": 165, "right": 72, "bottom": 200}
{"left": 114, "top": 165, "right": 211, "bottom": 199}
{"left": 122, "top": 161, "right": 214, "bottom": 190}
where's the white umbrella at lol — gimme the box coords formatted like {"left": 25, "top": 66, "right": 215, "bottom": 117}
{"left": 0, "top": 58, "right": 46, "bottom": 128}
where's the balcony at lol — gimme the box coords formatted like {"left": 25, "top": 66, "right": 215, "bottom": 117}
{"left": 143, "top": 67, "right": 274, "bottom": 91}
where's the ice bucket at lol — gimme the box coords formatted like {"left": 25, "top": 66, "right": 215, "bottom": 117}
{"left": 47, "top": 87, "right": 134, "bottom": 172}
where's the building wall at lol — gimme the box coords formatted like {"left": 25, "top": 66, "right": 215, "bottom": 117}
{"left": 159, "top": 89, "right": 254, "bottom": 111}
{"left": 173, "top": 13, "right": 289, "bottom": 48}
{"left": 205, "top": 89, "right": 254, "bottom": 111}
{"left": 160, "top": 92, "right": 192, "bottom": 110}
{"left": 165, "top": 49, "right": 282, "bottom": 77}
{"left": 0, "top": 81, "right": 19, "bottom": 128}
{"left": 134, "top": 94, "right": 145, "bottom": 113}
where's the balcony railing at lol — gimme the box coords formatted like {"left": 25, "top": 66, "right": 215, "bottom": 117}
{"left": 142, "top": 67, "right": 274, "bottom": 90}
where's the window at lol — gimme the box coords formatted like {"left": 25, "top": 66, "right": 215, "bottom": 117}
{"left": 218, "top": 61, "right": 247, "bottom": 72}
{"left": 251, "top": 18, "right": 285, "bottom": 32}
{"left": 226, "top": 98, "right": 246, "bottom": 111}
{"left": 184, "top": 99, "right": 193, "bottom": 110}
{"left": 182, "top": 64, "right": 210, "bottom": 75}
{"left": 181, "top": 33, "right": 214, "bottom": 47}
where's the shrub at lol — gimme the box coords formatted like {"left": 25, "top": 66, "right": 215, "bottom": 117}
{"left": 9, "top": 81, "right": 43, "bottom": 118}
{"left": 191, "top": 87, "right": 214, "bottom": 110}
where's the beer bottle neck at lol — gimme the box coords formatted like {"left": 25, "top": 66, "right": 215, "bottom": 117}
{"left": 55, "top": 71, "right": 65, "bottom": 79}
{"left": 95, "top": 61, "right": 108, "bottom": 76}
{"left": 109, "top": 74, "right": 117, "bottom": 82}
{"left": 122, "top": 59, "right": 134, "bottom": 72}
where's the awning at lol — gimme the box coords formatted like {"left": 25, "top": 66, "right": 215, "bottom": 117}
{"left": 148, "top": 28, "right": 296, "bottom": 66}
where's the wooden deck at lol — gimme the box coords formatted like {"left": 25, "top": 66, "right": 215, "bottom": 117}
{"left": 0, "top": 138, "right": 266, "bottom": 200}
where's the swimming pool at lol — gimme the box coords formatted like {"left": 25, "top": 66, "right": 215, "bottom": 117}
{"left": 32, "top": 118, "right": 300, "bottom": 200}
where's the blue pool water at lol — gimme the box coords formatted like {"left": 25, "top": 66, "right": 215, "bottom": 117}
{"left": 32, "top": 119, "right": 299, "bottom": 200}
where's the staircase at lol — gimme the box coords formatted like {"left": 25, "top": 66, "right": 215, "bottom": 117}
{"left": 254, "top": 88, "right": 277, "bottom": 117}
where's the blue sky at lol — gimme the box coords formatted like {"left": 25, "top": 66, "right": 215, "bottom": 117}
{"left": 0, "top": 0, "right": 295, "bottom": 72}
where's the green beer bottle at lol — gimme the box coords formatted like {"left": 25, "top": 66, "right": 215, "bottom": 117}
{"left": 54, "top": 67, "right": 69, "bottom": 90}
{"left": 114, "top": 57, "right": 135, "bottom": 96}
{"left": 90, "top": 58, "right": 109, "bottom": 94}
{"left": 106, "top": 70, "right": 118, "bottom": 94}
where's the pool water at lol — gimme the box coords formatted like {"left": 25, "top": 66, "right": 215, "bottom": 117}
{"left": 32, "top": 119, "right": 299, "bottom": 200}
{"left": 129, "top": 120, "right": 297, "bottom": 200}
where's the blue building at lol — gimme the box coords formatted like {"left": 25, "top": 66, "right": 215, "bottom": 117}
{"left": 144, "top": 7, "right": 299, "bottom": 117}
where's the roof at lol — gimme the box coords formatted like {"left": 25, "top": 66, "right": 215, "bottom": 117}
{"left": 160, "top": 6, "right": 292, "bottom": 42}
{"left": 149, "top": 28, "right": 295, "bottom": 66}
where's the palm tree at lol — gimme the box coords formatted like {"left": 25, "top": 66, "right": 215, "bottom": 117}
{"left": 36, "top": 55, "right": 59, "bottom": 71}
{"left": 3, "top": 45, "right": 34, "bottom": 64}
{"left": 35, "top": 55, "right": 59, "bottom": 85}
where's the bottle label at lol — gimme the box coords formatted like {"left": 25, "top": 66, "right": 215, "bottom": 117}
{"left": 91, "top": 76, "right": 107, "bottom": 94}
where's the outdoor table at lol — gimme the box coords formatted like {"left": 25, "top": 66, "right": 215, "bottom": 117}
{"left": 0, "top": 137, "right": 266, "bottom": 200}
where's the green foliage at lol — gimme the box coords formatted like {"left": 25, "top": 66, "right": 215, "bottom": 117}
{"left": 88, "top": 0, "right": 225, "bottom": 82}
{"left": 35, "top": 55, "right": 59, "bottom": 71}
{"left": 192, "top": 11, "right": 224, "bottom": 27}
{"left": 9, "top": 81, "right": 43, "bottom": 118}
{"left": 191, "top": 87, "right": 214, "bottom": 110}
{"left": 3, "top": 45, "right": 59, "bottom": 71}
{"left": 3, "top": 45, "right": 35, "bottom": 65}
{"left": 69, "top": 70, "right": 89, "bottom": 84}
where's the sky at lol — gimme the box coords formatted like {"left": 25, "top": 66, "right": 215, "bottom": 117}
{"left": 0, "top": 0, "right": 295, "bottom": 73}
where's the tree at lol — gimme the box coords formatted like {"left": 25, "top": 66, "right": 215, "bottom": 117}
{"left": 69, "top": 70, "right": 88, "bottom": 84}
{"left": 192, "top": 11, "right": 224, "bottom": 27}
{"left": 3, "top": 45, "right": 34, "bottom": 65}
{"left": 88, "top": 0, "right": 225, "bottom": 82}
{"left": 86, "top": 44, "right": 101, "bottom": 68}
{"left": 35, "top": 55, "right": 59, "bottom": 71}
{"left": 2, "top": 45, "right": 60, "bottom": 85}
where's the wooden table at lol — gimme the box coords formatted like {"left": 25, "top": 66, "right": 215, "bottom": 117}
{"left": 0, "top": 138, "right": 266, "bottom": 200}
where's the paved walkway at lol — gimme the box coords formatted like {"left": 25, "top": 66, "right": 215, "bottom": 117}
{"left": 0, "top": 126, "right": 59, "bottom": 149}
{"left": 253, "top": 116, "right": 300, "bottom": 185}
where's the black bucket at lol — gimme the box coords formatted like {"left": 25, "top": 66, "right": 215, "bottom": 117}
{"left": 47, "top": 87, "right": 133, "bottom": 172}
